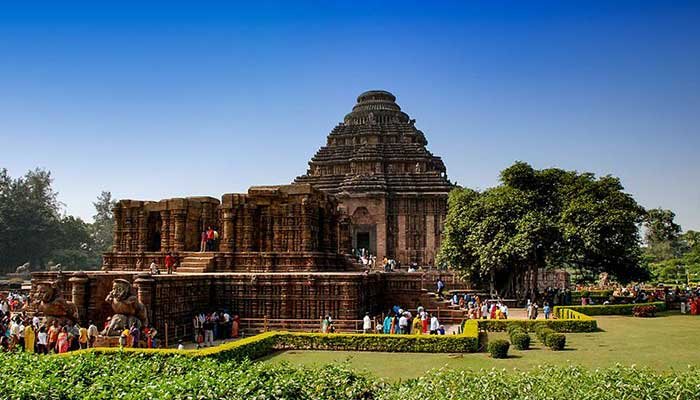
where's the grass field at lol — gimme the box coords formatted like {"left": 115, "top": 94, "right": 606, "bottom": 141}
{"left": 261, "top": 313, "right": 700, "bottom": 380}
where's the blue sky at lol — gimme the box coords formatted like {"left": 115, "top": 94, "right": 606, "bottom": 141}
{"left": 1, "top": 1, "right": 698, "bottom": 230}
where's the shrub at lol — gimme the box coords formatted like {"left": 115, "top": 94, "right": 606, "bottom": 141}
{"left": 488, "top": 339, "right": 510, "bottom": 358}
{"left": 633, "top": 305, "right": 657, "bottom": 317}
{"left": 545, "top": 333, "right": 566, "bottom": 350}
{"left": 476, "top": 314, "right": 597, "bottom": 333}
{"left": 511, "top": 332, "right": 531, "bottom": 350}
{"left": 554, "top": 302, "right": 666, "bottom": 317}
{"left": 536, "top": 326, "right": 555, "bottom": 343}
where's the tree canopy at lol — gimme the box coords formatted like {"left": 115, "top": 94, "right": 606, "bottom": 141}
{"left": 437, "top": 161, "right": 648, "bottom": 300}
{"left": 0, "top": 168, "right": 115, "bottom": 274}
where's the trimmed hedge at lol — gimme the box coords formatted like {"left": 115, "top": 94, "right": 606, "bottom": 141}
{"left": 554, "top": 301, "right": 666, "bottom": 317}
{"left": 276, "top": 332, "right": 478, "bottom": 353}
{"left": 545, "top": 333, "right": 566, "bottom": 350}
{"left": 59, "top": 327, "right": 480, "bottom": 360}
{"left": 488, "top": 339, "right": 510, "bottom": 358}
{"left": 511, "top": 332, "right": 531, "bottom": 350}
{"left": 474, "top": 314, "right": 597, "bottom": 333}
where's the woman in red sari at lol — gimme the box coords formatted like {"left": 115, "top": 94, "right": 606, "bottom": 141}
{"left": 56, "top": 327, "right": 70, "bottom": 354}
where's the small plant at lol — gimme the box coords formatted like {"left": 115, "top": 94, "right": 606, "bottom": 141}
{"left": 511, "top": 332, "right": 531, "bottom": 350}
{"left": 488, "top": 339, "right": 510, "bottom": 358}
{"left": 545, "top": 333, "right": 566, "bottom": 350}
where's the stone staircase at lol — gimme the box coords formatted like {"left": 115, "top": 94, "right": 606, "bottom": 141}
{"left": 177, "top": 254, "right": 215, "bottom": 273}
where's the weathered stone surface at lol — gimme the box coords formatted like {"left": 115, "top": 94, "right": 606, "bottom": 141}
{"left": 295, "top": 90, "right": 451, "bottom": 265}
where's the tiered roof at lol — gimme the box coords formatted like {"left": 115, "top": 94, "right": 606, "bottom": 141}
{"left": 295, "top": 90, "right": 451, "bottom": 195}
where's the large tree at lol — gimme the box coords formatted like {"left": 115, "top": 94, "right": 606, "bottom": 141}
{"left": 438, "top": 162, "right": 647, "bottom": 300}
{"left": 0, "top": 168, "right": 113, "bottom": 273}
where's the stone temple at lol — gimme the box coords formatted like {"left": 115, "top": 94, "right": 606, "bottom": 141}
{"left": 29, "top": 90, "right": 464, "bottom": 340}
{"left": 295, "top": 90, "right": 451, "bottom": 266}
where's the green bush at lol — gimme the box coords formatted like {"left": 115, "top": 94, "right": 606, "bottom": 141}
{"left": 511, "top": 332, "right": 531, "bottom": 350}
{"left": 545, "top": 333, "right": 566, "bottom": 350}
{"left": 554, "top": 302, "right": 666, "bottom": 317}
{"left": 536, "top": 327, "right": 555, "bottom": 343}
{"left": 488, "top": 339, "right": 510, "bottom": 358}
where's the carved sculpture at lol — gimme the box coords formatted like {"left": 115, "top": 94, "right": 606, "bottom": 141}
{"left": 597, "top": 272, "right": 610, "bottom": 288}
{"left": 101, "top": 279, "right": 149, "bottom": 336}
{"left": 31, "top": 281, "right": 79, "bottom": 325}
{"left": 15, "top": 262, "right": 30, "bottom": 274}
{"left": 47, "top": 263, "right": 62, "bottom": 272}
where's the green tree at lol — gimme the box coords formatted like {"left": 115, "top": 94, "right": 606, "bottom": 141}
{"left": 438, "top": 162, "right": 647, "bottom": 300}
{"left": 643, "top": 208, "right": 682, "bottom": 262}
{"left": 0, "top": 168, "right": 62, "bottom": 271}
{"left": 90, "top": 191, "right": 116, "bottom": 263}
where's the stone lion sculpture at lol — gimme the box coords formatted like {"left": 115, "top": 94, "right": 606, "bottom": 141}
{"left": 47, "top": 263, "right": 62, "bottom": 272}
{"left": 15, "top": 262, "right": 30, "bottom": 274}
{"left": 101, "top": 279, "right": 149, "bottom": 336}
{"left": 31, "top": 281, "right": 79, "bottom": 325}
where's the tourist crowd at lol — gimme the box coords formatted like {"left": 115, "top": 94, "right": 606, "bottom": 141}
{"left": 379, "top": 305, "right": 446, "bottom": 335}
{"left": 192, "top": 311, "right": 241, "bottom": 347}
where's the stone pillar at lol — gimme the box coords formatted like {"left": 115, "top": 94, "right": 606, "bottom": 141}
{"left": 137, "top": 210, "right": 148, "bottom": 252}
{"left": 220, "top": 209, "right": 235, "bottom": 252}
{"left": 301, "top": 199, "right": 312, "bottom": 252}
{"left": 172, "top": 210, "right": 186, "bottom": 252}
{"left": 134, "top": 273, "right": 155, "bottom": 326}
{"left": 425, "top": 214, "right": 436, "bottom": 266}
{"left": 112, "top": 206, "right": 122, "bottom": 252}
{"left": 69, "top": 272, "right": 89, "bottom": 325}
{"left": 397, "top": 214, "right": 407, "bottom": 263}
{"left": 160, "top": 210, "right": 170, "bottom": 252}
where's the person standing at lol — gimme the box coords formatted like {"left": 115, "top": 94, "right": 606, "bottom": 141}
{"left": 543, "top": 302, "right": 551, "bottom": 320}
{"left": 436, "top": 278, "right": 445, "bottom": 299}
{"left": 429, "top": 314, "right": 440, "bottom": 335}
{"left": 78, "top": 325, "right": 88, "bottom": 349}
{"left": 23, "top": 321, "right": 35, "bottom": 353}
{"left": 48, "top": 321, "right": 59, "bottom": 353}
{"left": 398, "top": 313, "right": 408, "bottom": 334}
{"left": 165, "top": 252, "right": 176, "bottom": 275}
{"left": 36, "top": 326, "right": 48, "bottom": 354}
{"left": 130, "top": 323, "right": 140, "bottom": 348}
{"left": 206, "top": 226, "right": 215, "bottom": 251}
{"left": 87, "top": 321, "right": 99, "bottom": 348}
{"left": 203, "top": 317, "right": 214, "bottom": 346}
{"left": 362, "top": 313, "right": 372, "bottom": 333}
{"left": 231, "top": 315, "right": 240, "bottom": 338}
{"left": 57, "top": 327, "right": 70, "bottom": 353}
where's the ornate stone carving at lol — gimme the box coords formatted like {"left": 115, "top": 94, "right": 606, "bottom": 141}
{"left": 101, "top": 279, "right": 149, "bottom": 336}
{"left": 31, "top": 281, "right": 79, "bottom": 325}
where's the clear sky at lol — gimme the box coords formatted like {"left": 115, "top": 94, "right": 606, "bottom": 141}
{"left": 1, "top": 1, "right": 698, "bottom": 230}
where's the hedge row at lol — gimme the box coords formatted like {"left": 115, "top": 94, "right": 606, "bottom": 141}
{"left": 276, "top": 332, "right": 478, "bottom": 353}
{"left": 474, "top": 313, "right": 597, "bottom": 333}
{"left": 60, "top": 327, "right": 480, "bottom": 360}
{"left": 554, "top": 301, "right": 666, "bottom": 316}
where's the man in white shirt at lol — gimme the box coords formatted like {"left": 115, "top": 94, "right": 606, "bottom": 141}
{"left": 398, "top": 314, "right": 408, "bottom": 334}
{"left": 362, "top": 313, "right": 372, "bottom": 333}
{"left": 430, "top": 315, "right": 440, "bottom": 335}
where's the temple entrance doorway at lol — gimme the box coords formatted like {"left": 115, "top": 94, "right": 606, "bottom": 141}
{"left": 147, "top": 212, "right": 161, "bottom": 252}
{"left": 356, "top": 232, "right": 370, "bottom": 253}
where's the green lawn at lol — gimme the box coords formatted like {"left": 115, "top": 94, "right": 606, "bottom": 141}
{"left": 261, "top": 313, "right": 700, "bottom": 380}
